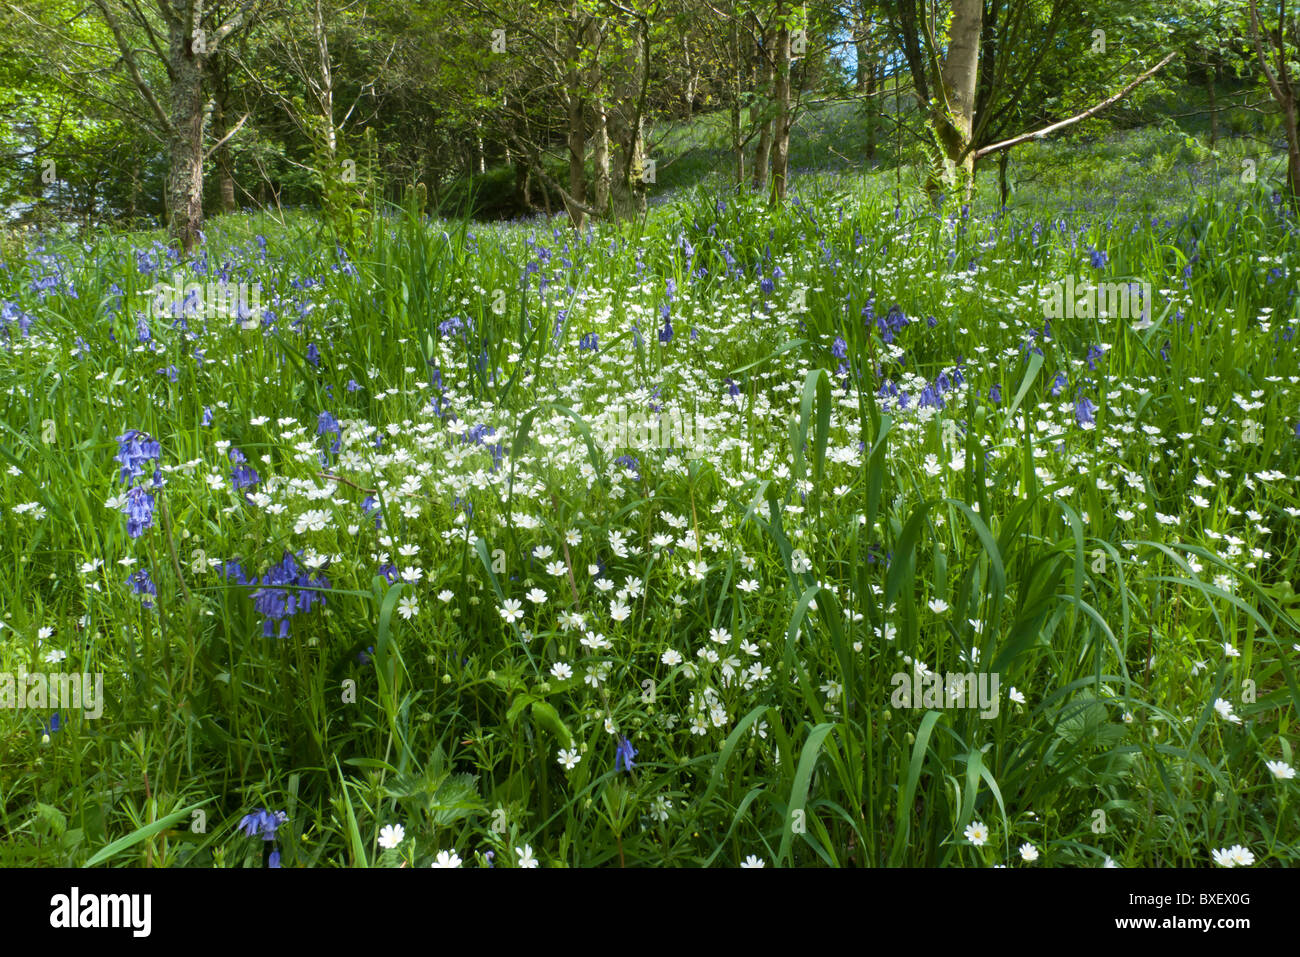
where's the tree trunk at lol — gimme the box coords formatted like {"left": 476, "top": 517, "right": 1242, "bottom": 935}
{"left": 864, "top": 61, "right": 878, "bottom": 164}
{"left": 1286, "top": 98, "right": 1300, "bottom": 204}
{"left": 565, "top": 20, "right": 587, "bottom": 230}
{"left": 998, "top": 149, "right": 1010, "bottom": 208}
{"left": 213, "top": 90, "right": 236, "bottom": 213}
{"left": 731, "top": 15, "right": 744, "bottom": 184}
{"left": 166, "top": 20, "right": 205, "bottom": 251}
{"left": 752, "top": 48, "right": 773, "bottom": 192}
{"left": 588, "top": 18, "right": 609, "bottom": 218}
{"left": 593, "top": 99, "right": 610, "bottom": 217}
{"left": 609, "top": 14, "right": 648, "bottom": 220}
{"left": 731, "top": 96, "right": 745, "bottom": 184}
{"left": 769, "top": 18, "right": 792, "bottom": 204}
{"left": 682, "top": 34, "right": 696, "bottom": 119}
{"left": 926, "top": 0, "right": 982, "bottom": 204}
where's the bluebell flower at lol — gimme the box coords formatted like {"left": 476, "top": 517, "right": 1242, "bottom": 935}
{"left": 1050, "top": 372, "right": 1068, "bottom": 397}
{"left": 239, "top": 808, "right": 287, "bottom": 840}
{"left": 615, "top": 735, "right": 637, "bottom": 773}
{"left": 122, "top": 486, "right": 155, "bottom": 538}
{"left": 127, "top": 569, "right": 156, "bottom": 607}
{"left": 247, "top": 551, "right": 330, "bottom": 638}
{"left": 1074, "top": 396, "right": 1097, "bottom": 427}
{"left": 115, "top": 430, "right": 161, "bottom": 485}
{"left": 230, "top": 448, "right": 259, "bottom": 492}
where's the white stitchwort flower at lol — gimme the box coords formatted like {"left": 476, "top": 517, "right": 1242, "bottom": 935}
{"left": 378, "top": 823, "right": 405, "bottom": 849}
{"left": 1265, "top": 760, "right": 1295, "bottom": 780}
{"left": 516, "top": 845, "right": 539, "bottom": 868}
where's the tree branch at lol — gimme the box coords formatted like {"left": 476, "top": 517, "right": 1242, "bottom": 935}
{"left": 972, "top": 51, "right": 1176, "bottom": 160}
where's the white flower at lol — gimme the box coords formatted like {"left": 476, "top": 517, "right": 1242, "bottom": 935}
{"left": 1212, "top": 844, "right": 1255, "bottom": 867}
{"left": 963, "top": 821, "right": 988, "bottom": 846}
{"left": 43, "top": 649, "right": 67, "bottom": 664}
{"left": 740, "top": 855, "right": 765, "bottom": 868}
{"left": 557, "top": 748, "right": 581, "bottom": 771}
{"left": 1213, "top": 698, "right": 1242, "bottom": 724}
{"left": 516, "top": 845, "right": 539, "bottom": 868}
{"left": 1019, "top": 842, "right": 1039, "bottom": 863}
{"left": 498, "top": 599, "right": 524, "bottom": 623}
{"left": 928, "top": 598, "right": 949, "bottom": 615}
{"left": 397, "top": 596, "right": 419, "bottom": 620}
{"left": 1228, "top": 845, "right": 1255, "bottom": 867}
{"left": 378, "top": 823, "right": 405, "bottom": 849}
{"left": 526, "top": 588, "right": 547, "bottom": 604}
{"left": 430, "top": 849, "right": 462, "bottom": 868}
{"left": 661, "top": 649, "right": 682, "bottom": 666}
{"left": 549, "top": 662, "right": 572, "bottom": 681}
{"left": 1265, "top": 760, "right": 1295, "bottom": 780}
{"left": 1008, "top": 687, "right": 1026, "bottom": 705}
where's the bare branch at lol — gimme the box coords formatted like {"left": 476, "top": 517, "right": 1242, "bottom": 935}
{"left": 972, "top": 52, "right": 1176, "bottom": 160}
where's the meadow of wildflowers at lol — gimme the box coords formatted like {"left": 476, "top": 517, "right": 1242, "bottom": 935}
{"left": 0, "top": 181, "right": 1297, "bottom": 868}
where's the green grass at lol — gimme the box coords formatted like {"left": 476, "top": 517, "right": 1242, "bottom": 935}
{"left": 0, "top": 132, "right": 1297, "bottom": 868}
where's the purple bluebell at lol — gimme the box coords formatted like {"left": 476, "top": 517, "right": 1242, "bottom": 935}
{"left": 1074, "top": 396, "right": 1097, "bottom": 427}
{"left": 127, "top": 569, "right": 156, "bottom": 607}
{"left": 115, "top": 430, "right": 161, "bottom": 485}
{"left": 615, "top": 735, "right": 637, "bottom": 773}
{"left": 229, "top": 448, "right": 259, "bottom": 492}
{"left": 239, "top": 808, "right": 287, "bottom": 841}
{"left": 122, "top": 486, "right": 155, "bottom": 538}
